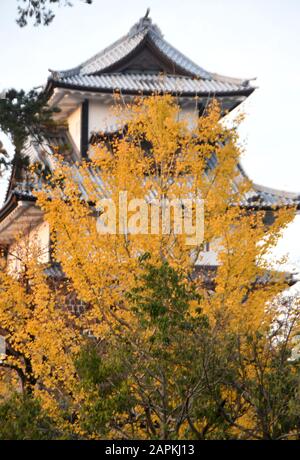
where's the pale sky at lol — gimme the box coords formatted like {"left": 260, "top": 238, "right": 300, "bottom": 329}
{"left": 0, "top": 0, "right": 300, "bottom": 273}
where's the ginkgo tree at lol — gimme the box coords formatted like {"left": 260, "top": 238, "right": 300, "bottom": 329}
{"left": 0, "top": 239, "right": 82, "bottom": 433}
{"left": 0, "top": 95, "right": 299, "bottom": 439}
{"left": 37, "top": 95, "right": 296, "bottom": 336}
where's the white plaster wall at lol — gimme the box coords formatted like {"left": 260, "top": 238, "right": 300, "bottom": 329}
{"left": 88, "top": 99, "right": 199, "bottom": 135}
{"left": 195, "top": 238, "right": 222, "bottom": 266}
{"left": 178, "top": 105, "right": 199, "bottom": 130}
{"left": 68, "top": 105, "right": 81, "bottom": 151}
{"left": 7, "top": 221, "right": 50, "bottom": 273}
{"left": 88, "top": 100, "right": 121, "bottom": 137}
{"left": 67, "top": 98, "right": 200, "bottom": 155}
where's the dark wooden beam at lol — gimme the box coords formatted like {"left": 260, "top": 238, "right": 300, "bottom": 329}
{"left": 81, "top": 99, "right": 89, "bottom": 158}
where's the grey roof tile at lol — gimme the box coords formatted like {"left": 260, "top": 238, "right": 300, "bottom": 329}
{"left": 54, "top": 72, "right": 250, "bottom": 95}
{"left": 62, "top": 163, "right": 300, "bottom": 210}
{"left": 7, "top": 126, "right": 299, "bottom": 211}
{"left": 243, "top": 184, "right": 300, "bottom": 209}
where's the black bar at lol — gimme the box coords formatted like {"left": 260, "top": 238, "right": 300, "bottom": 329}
{"left": 81, "top": 98, "right": 89, "bottom": 158}
{"left": 2, "top": 440, "right": 300, "bottom": 458}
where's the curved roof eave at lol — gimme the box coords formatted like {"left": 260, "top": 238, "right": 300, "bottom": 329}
{"left": 45, "top": 77, "right": 255, "bottom": 99}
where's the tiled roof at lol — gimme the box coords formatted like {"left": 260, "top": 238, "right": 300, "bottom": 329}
{"left": 48, "top": 14, "right": 254, "bottom": 97}
{"left": 5, "top": 159, "right": 299, "bottom": 214}
{"left": 2, "top": 128, "right": 299, "bottom": 213}
{"left": 193, "top": 265, "right": 299, "bottom": 287}
{"left": 44, "top": 263, "right": 64, "bottom": 279}
{"left": 63, "top": 163, "right": 300, "bottom": 211}
{"left": 52, "top": 72, "right": 251, "bottom": 96}
{"left": 244, "top": 184, "right": 300, "bottom": 209}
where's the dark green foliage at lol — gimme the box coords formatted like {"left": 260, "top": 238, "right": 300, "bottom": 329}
{"left": 0, "top": 140, "right": 9, "bottom": 176}
{"left": 127, "top": 254, "right": 206, "bottom": 343}
{"left": 0, "top": 88, "right": 58, "bottom": 154}
{"left": 0, "top": 88, "right": 59, "bottom": 175}
{"left": 16, "top": 0, "right": 93, "bottom": 27}
{"left": 75, "top": 341, "right": 136, "bottom": 437}
{"left": 0, "top": 393, "right": 58, "bottom": 440}
{"left": 126, "top": 257, "right": 220, "bottom": 439}
{"left": 77, "top": 259, "right": 235, "bottom": 439}
{"left": 224, "top": 333, "right": 300, "bottom": 439}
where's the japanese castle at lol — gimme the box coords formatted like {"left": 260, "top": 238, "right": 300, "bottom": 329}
{"left": 0, "top": 12, "right": 299, "bottom": 280}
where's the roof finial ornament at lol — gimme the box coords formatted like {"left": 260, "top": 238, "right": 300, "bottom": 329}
{"left": 48, "top": 69, "right": 60, "bottom": 80}
{"left": 129, "top": 8, "right": 163, "bottom": 38}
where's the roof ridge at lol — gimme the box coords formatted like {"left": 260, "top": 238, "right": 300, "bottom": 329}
{"left": 253, "top": 183, "right": 300, "bottom": 199}
{"left": 95, "top": 71, "right": 207, "bottom": 79}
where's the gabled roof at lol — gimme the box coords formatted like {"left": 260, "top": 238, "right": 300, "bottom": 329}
{"left": 49, "top": 14, "right": 214, "bottom": 79}
{"left": 46, "top": 12, "right": 255, "bottom": 99}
